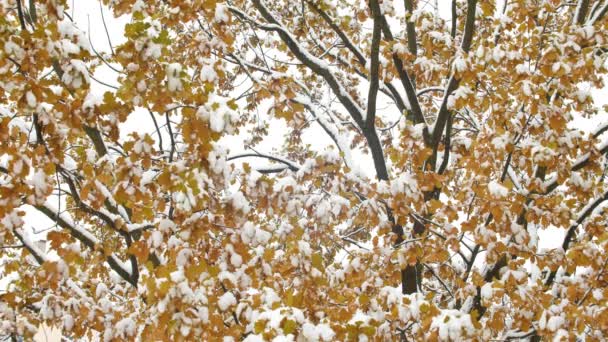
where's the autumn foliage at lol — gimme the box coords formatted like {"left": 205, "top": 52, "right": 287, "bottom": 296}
{"left": 1, "top": 0, "right": 608, "bottom": 340}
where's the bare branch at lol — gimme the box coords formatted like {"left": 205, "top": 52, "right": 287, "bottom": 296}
{"left": 227, "top": 152, "right": 300, "bottom": 171}
{"left": 431, "top": 0, "right": 477, "bottom": 153}
{"left": 379, "top": 17, "right": 431, "bottom": 145}
{"left": 574, "top": 0, "right": 591, "bottom": 25}
{"left": 16, "top": 0, "right": 27, "bottom": 31}
{"left": 306, "top": 1, "right": 366, "bottom": 66}
{"left": 99, "top": 0, "right": 116, "bottom": 56}
{"left": 366, "top": 0, "right": 383, "bottom": 127}
{"left": 404, "top": 0, "right": 418, "bottom": 56}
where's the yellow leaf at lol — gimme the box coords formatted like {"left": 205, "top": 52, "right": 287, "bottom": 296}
{"left": 282, "top": 319, "right": 297, "bottom": 334}
{"left": 311, "top": 252, "right": 323, "bottom": 271}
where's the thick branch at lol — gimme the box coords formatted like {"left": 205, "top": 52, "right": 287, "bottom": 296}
{"left": 451, "top": 0, "right": 457, "bottom": 38}
{"left": 437, "top": 114, "right": 452, "bottom": 174}
{"left": 34, "top": 202, "right": 136, "bottom": 287}
{"left": 574, "top": 0, "right": 591, "bottom": 25}
{"left": 302, "top": 4, "right": 409, "bottom": 115}
{"left": 404, "top": 0, "right": 418, "bottom": 56}
{"left": 589, "top": 1, "right": 608, "bottom": 24}
{"left": 431, "top": 0, "right": 477, "bottom": 150}
{"left": 16, "top": 0, "right": 27, "bottom": 31}
{"left": 545, "top": 189, "right": 608, "bottom": 286}
{"left": 238, "top": 1, "right": 366, "bottom": 127}
{"left": 306, "top": 1, "right": 366, "bottom": 65}
{"left": 366, "top": 0, "right": 383, "bottom": 127}
{"left": 379, "top": 17, "right": 430, "bottom": 145}
{"left": 13, "top": 229, "right": 45, "bottom": 265}
{"left": 28, "top": 0, "right": 37, "bottom": 24}
{"left": 460, "top": 0, "right": 478, "bottom": 53}
{"left": 52, "top": 60, "right": 109, "bottom": 157}
{"left": 544, "top": 136, "right": 608, "bottom": 193}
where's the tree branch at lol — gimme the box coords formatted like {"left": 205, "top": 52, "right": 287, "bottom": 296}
{"left": 16, "top": 0, "right": 27, "bottom": 31}
{"left": 404, "top": 0, "right": 418, "bottom": 56}
{"left": 306, "top": 1, "right": 366, "bottom": 66}
{"left": 431, "top": 0, "right": 477, "bottom": 151}
{"left": 227, "top": 152, "right": 300, "bottom": 172}
{"left": 379, "top": 17, "right": 431, "bottom": 145}
{"left": 366, "top": 0, "right": 383, "bottom": 127}
{"left": 545, "top": 189, "right": 608, "bottom": 286}
{"left": 574, "top": 0, "right": 591, "bottom": 25}
{"left": 33, "top": 202, "right": 136, "bottom": 287}
{"left": 233, "top": 2, "right": 366, "bottom": 127}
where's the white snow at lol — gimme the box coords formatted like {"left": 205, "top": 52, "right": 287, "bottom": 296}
{"left": 491, "top": 134, "right": 509, "bottom": 150}
{"left": 430, "top": 310, "right": 475, "bottom": 340}
{"left": 301, "top": 322, "right": 335, "bottom": 341}
{"left": 158, "top": 219, "right": 176, "bottom": 232}
{"left": 176, "top": 248, "right": 192, "bottom": 267}
{"left": 166, "top": 63, "right": 183, "bottom": 92}
{"left": 82, "top": 92, "right": 103, "bottom": 111}
{"left": 390, "top": 172, "right": 419, "bottom": 199}
{"left": 196, "top": 94, "right": 239, "bottom": 133}
{"left": 95, "top": 283, "right": 108, "bottom": 298}
{"left": 200, "top": 65, "right": 217, "bottom": 82}
{"left": 262, "top": 287, "right": 280, "bottom": 307}
{"left": 115, "top": 317, "right": 136, "bottom": 338}
{"left": 547, "top": 315, "right": 565, "bottom": 332}
{"left": 209, "top": 110, "right": 225, "bottom": 132}
{"left": 63, "top": 315, "right": 74, "bottom": 331}
{"left": 218, "top": 292, "right": 237, "bottom": 311}
{"left": 214, "top": 4, "right": 230, "bottom": 23}
{"left": 230, "top": 253, "right": 243, "bottom": 267}
{"left": 26, "top": 91, "right": 37, "bottom": 108}
{"left": 150, "top": 231, "right": 163, "bottom": 248}
{"left": 453, "top": 57, "right": 468, "bottom": 73}
{"left": 61, "top": 59, "right": 90, "bottom": 88}
{"left": 488, "top": 180, "right": 508, "bottom": 198}
{"left": 574, "top": 88, "right": 591, "bottom": 103}
{"left": 515, "top": 63, "right": 529, "bottom": 74}
{"left": 480, "top": 283, "right": 493, "bottom": 301}
{"left": 229, "top": 190, "right": 251, "bottom": 214}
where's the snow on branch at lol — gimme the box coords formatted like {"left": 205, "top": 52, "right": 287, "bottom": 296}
{"left": 229, "top": 2, "right": 367, "bottom": 127}
{"left": 33, "top": 202, "right": 136, "bottom": 287}
{"left": 227, "top": 152, "right": 301, "bottom": 172}
{"left": 545, "top": 188, "right": 608, "bottom": 286}
{"left": 293, "top": 96, "right": 354, "bottom": 170}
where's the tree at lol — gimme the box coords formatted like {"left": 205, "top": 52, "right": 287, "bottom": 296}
{"left": 1, "top": 0, "right": 608, "bottom": 340}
